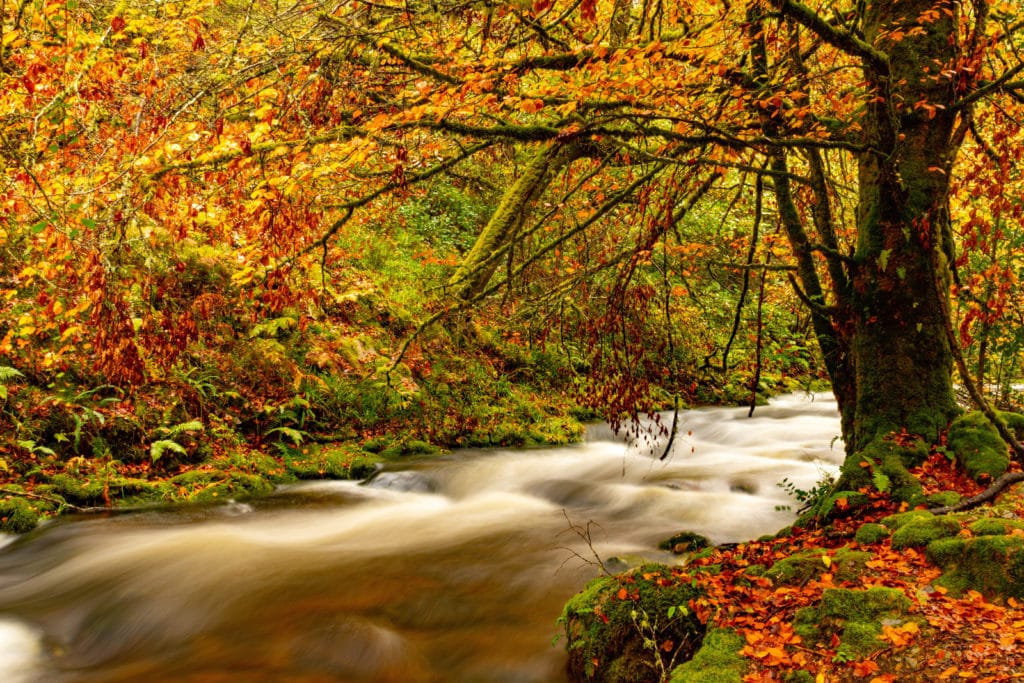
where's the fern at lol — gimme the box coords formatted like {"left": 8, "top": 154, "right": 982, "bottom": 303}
{"left": 16, "top": 440, "right": 56, "bottom": 457}
{"left": 247, "top": 316, "right": 297, "bottom": 339}
{"left": 0, "top": 366, "right": 23, "bottom": 383}
{"left": 266, "top": 426, "right": 306, "bottom": 445}
{"left": 0, "top": 366, "right": 23, "bottom": 401}
{"left": 150, "top": 440, "right": 188, "bottom": 462}
{"left": 158, "top": 420, "right": 204, "bottom": 438}
{"left": 150, "top": 421, "right": 204, "bottom": 461}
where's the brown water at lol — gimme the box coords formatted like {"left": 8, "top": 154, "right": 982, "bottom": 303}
{"left": 0, "top": 392, "right": 843, "bottom": 682}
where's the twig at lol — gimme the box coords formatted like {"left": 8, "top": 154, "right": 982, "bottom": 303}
{"left": 0, "top": 488, "right": 109, "bottom": 513}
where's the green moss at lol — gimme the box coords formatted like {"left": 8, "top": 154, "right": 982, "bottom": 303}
{"left": 880, "top": 509, "right": 935, "bottom": 530}
{"left": 169, "top": 469, "right": 273, "bottom": 503}
{"left": 890, "top": 515, "right": 961, "bottom": 550}
{"left": 926, "top": 490, "right": 961, "bottom": 508}
{"left": 1002, "top": 411, "right": 1024, "bottom": 439}
{"left": 838, "top": 438, "right": 924, "bottom": 505}
{"left": 926, "top": 535, "right": 1024, "bottom": 599}
{"left": 765, "top": 547, "right": 871, "bottom": 586}
{"left": 969, "top": 518, "right": 1024, "bottom": 536}
{"left": 854, "top": 523, "right": 891, "bottom": 545}
{"left": 948, "top": 412, "right": 1010, "bottom": 481}
{"left": 281, "top": 443, "right": 376, "bottom": 479}
{"left": 669, "top": 628, "right": 747, "bottom": 683}
{"left": 0, "top": 495, "right": 45, "bottom": 533}
{"left": 781, "top": 672, "right": 814, "bottom": 683}
{"left": 794, "top": 587, "right": 912, "bottom": 660}
{"left": 561, "top": 564, "right": 705, "bottom": 683}
{"left": 659, "top": 531, "right": 711, "bottom": 554}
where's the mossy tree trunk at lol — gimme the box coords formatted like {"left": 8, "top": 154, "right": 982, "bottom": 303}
{"left": 448, "top": 141, "right": 580, "bottom": 302}
{"left": 815, "top": 0, "right": 964, "bottom": 491}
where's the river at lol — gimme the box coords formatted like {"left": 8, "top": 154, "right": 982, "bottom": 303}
{"left": 0, "top": 392, "right": 844, "bottom": 682}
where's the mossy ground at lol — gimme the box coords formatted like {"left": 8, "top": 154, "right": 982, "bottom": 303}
{"left": 561, "top": 564, "right": 706, "bottom": 683}
{"left": 568, "top": 447, "right": 1024, "bottom": 683}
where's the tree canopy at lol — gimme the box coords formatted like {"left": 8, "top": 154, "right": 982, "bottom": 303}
{"left": 2, "top": 0, "right": 1024, "bottom": 502}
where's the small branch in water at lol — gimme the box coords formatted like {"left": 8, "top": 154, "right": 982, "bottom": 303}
{"left": 0, "top": 487, "right": 109, "bottom": 514}
{"left": 659, "top": 396, "right": 680, "bottom": 461}
{"left": 557, "top": 509, "right": 612, "bottom": 576}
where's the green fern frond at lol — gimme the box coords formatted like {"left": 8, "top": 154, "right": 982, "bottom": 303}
{"left": 150, "top": 439, "right": 188, "bottom": 462}
{"left": 0, "top": 366, "right": 24, "bottom": 384}
{"left": 159, "top": 420, "right": 204, "bottom": 438}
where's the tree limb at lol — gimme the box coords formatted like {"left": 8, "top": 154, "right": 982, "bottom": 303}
{"left": 768, "top": 0, "right": 889, "bottom": 74}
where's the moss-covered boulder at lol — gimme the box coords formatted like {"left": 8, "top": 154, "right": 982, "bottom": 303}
{"left": 947, "top": 412, "right": 1010, "bottom": 482}
{"left": 562, "top": 564, "right": 705, "bottom": 683}
{"left": 854, "top": 522, "right": 891, "bottom": 545}
{"left": 668, "top": 628, "right": 747, "bottom": 683}
{"left": 765, "top": 547, "right": 871, "bottom": 586}
{"left": 969, "top": 518, "right": 1024, "bottom": 536}
{"left": 835, "top": 437, "right": 927, "bottom": 506}
{"left": 170, "top": 469, "right": 274, "bottom": 503}
{"left": 927, "top": 534, "right": 1024, "bottom": 599}
{"left": 659, "top": 531, "right": 711, "bottom": 554}
{"left": 880, "top": 509, "right": 935, "bottom": 530}
{"left": 0, "top": 493, "right": 50, "bottom": 533}
{"left": 794, "top": 587, "right": 912, "bottom": 662}
{"left": 281, "top": 443, "right": 376, "bottom": 479}
{"left": 889, "top": 514, "right": 961, "bottom": 550}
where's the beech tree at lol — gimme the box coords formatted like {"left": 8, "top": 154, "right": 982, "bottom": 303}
{"left": 304, "top": 0, "right": 1024, "bottom": 491}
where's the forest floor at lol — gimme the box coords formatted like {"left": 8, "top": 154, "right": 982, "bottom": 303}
{"left": 664, "top": 451, "right": 1024, "bottom": 682}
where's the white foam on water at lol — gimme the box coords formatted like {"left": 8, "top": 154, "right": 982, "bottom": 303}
{"left": 0, "top": 619, "right": 42, "bottom": 683}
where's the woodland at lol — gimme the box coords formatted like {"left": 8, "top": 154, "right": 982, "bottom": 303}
{"left": 2, "top": 0, "right": 1024, "bottom": 680}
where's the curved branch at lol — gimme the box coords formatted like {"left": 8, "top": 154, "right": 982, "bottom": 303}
{"left": 929, "top": 471, "right": 1024, "bottom": 514}
{"left": 768, "top": 0, "right": 889, "bottom": 74}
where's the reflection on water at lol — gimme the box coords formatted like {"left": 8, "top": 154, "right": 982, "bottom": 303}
{"left": 0, "top": 392, "right": 843, "bottom": 682}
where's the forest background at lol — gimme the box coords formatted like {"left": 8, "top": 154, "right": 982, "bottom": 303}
{"left": 0, "top": 0, "right": 1021, "bottom": 532}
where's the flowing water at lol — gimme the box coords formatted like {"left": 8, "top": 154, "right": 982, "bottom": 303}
{"left": 0, "top": 392, "right": 844, "bottom": 683}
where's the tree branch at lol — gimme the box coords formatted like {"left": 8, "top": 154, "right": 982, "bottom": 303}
{"left": 769, "top": 0, "right": 889, "bottom": 74}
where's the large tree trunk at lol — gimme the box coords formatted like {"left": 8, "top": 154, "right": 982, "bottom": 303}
{"left": 832, "top": 0, "right": 962, "bottom": 487}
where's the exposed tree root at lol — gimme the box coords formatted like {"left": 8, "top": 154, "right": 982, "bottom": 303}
{"left": 929, "top": 471, "right": 1024, "bottom": 515}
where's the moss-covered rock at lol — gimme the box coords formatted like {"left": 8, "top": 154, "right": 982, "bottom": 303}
{"left": 947, "top": 412, "right": 1010, "bottom": 482}
{"left": 836, "top": 437, "right": 926, "bottom": 505}
{"left": 969, "top": 518, "right": 1024, "bottom": 536}
{"left": 926, "top": 490, "right": 961, "bottom": 508}
{"left": 0, "top": 494, "right": 47, "bottom": 533}
{"left": 281, "top": 443, "right": 374, "bottom": 479}
{"left": 169, "top": 469, "right": 274, "bottom": 503}
{"left": 659, "top": 531, "right": 711, "bottom": 554}
{"left": 765, "top": 547, "right": 871, "bottom": 586}
{"left": 890, "top": 514, "right": 961, "bottom": 550}
{"left": 854, "top": 522, "right": 891, "bottom": 545}
{"left": 562, "top": 564, "right": 705, "bottom": 683}
{"left": 880, "top": 509, "right": 935, "bottom": 530}
{"left": 668, "top": 628, "right": 747, "bottom": 683}
{"left": 794, "top": 587, "right": 912, "bottom": 662}
{"left": 927, "top": 534, "right": 1024, "bottom": 599}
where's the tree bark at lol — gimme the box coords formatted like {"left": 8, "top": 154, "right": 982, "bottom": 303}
{"left": 448, "top": 142, "right": 578, "bottom": 302}
{"left": 841, "top": 0, "right": 962, "bottom": 456}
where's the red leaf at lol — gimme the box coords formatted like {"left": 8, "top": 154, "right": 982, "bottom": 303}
{"left": 581, "top": 0, "right": 597, "bottom": 22}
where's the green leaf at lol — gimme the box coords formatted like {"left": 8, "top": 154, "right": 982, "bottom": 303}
{"left": 158, "top": 420, "right": 204, "bottom": 438}
{"left": 266, "top": 426, "right": 306, "bottom": 445}
{"left": 151, "top": 439, "right": 188, "bottom": 462}
{"left": 877, "top": 249, "right": 892, "bottom": 272}
{"left": 872, "top": 471, "right": 891, "bottom": 493}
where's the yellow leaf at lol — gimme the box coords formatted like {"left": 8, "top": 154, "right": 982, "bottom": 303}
{"left": 821, "top": 554, "right": 832, "bottom": 568}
